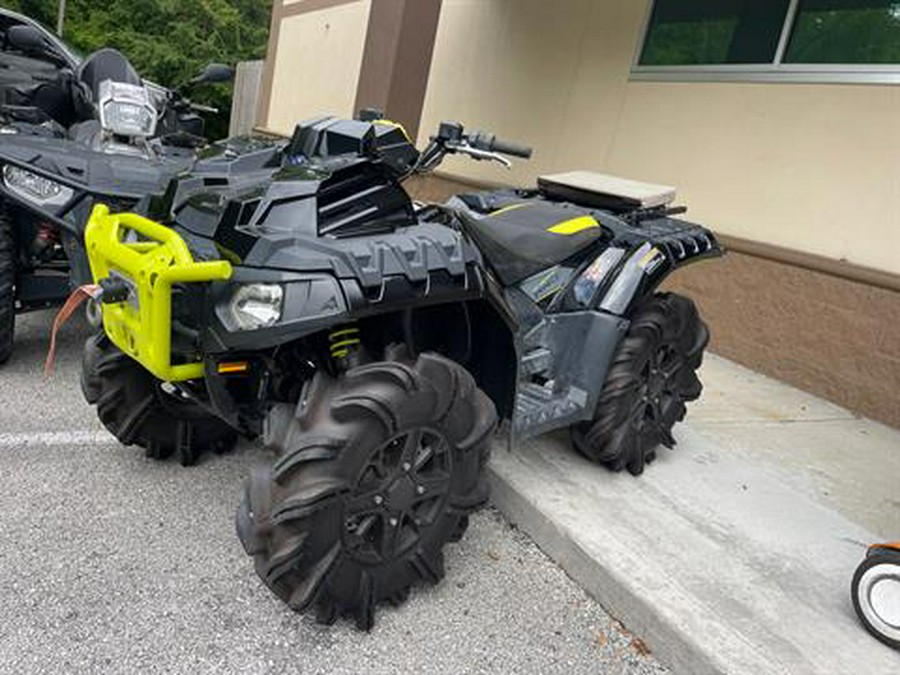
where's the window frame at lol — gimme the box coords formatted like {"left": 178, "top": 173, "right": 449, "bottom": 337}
{"left": 631, "top": 0, "right": 900, "bottom": 85}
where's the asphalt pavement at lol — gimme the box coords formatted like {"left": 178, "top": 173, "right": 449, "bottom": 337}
{"left": 0, "top": 310, "right": 666, "bottom": 675}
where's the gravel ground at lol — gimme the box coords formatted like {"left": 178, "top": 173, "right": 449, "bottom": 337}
{"left": 0, "top": 311, "right": 667, "bottom": 675}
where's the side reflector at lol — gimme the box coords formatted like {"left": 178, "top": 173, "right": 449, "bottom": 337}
{"left": 638, "top": 246, "right": 663, "bottom": 270}
{"left": 217, "top": 361, "right": 249, "bottom": 375}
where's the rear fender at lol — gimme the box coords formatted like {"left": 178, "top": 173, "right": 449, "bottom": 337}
{"left": 594, "top": 229, "right": 721, "bottom": 318}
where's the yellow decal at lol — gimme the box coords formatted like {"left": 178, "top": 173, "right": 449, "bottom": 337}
{"left": 373, "top": 119, "right": 412, "bottom": 143}
{"left": 547, "top": 215, "right": 600, "bottom": 236}
{"left": 489, "top": 203, "right": 530, "bottom": 218}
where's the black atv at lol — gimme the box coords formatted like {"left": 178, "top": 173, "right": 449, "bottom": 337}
{"left": 0, "top": 8, "right": 81, "bottom": 108}
{"left": 79, "top": 112, "right": 721, "bottom": 629}
{"left": 0, "top": 32, "right": 232, "bottom": 363}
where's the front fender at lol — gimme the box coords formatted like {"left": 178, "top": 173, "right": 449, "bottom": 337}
{"left": 202, "top": 267, "right": 351, "bottom": 353}
{"left": 0, "top": 179, "right": 85, "bottom": 239}
{"left": 202, "top": 261, "right": 488, "bottom": 354}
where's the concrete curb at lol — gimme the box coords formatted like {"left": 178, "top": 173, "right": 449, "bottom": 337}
{"left": 488, "top": 462, "right": 725, "bottom": 675}
{"left": 486, "top": 427, "right": 900, "bottom": 675}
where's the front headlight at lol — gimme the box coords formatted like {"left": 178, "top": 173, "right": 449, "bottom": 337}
{"left": 102, "top": 101, "right": 155, "bottom": 136}
{"left": 230, "top": 284, "right": 284, "bottom": 330}
{"left": 2, "top": 165, "right": 73, "bottom": 207}
{"left": 98, "top": 80, "right": 157, "bottom": 137}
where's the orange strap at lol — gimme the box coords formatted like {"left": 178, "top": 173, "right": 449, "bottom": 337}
{"left": 44, "top": 284, "right": 101, "bottom": 376}
{"left": 871, "top": 541, "right": 900, "bottom": 553}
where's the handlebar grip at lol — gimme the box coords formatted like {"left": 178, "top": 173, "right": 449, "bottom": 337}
{"left": 190, "top": 103, "right": 219, "bottom": 114}
{"left": 491, "top": 138, "right": 533, "bottom": 159}
{"left": 468, "top": 131, "right": 533, "bottom": 159}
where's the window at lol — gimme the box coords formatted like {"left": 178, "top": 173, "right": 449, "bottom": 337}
{"left": 785, "top": 0, "right": 900, "bottom": 64}
{"left": 633, "top": 0, "right": 900, "bottom": 84}
{"left": 640, "top": 1, "right": 791, "bottom": 66}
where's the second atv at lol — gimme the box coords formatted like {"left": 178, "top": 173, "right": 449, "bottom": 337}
{"left": 0, "top": 27, "right": 233, "bottom": 364}
{"left": 80, "top": 112, "right": 720, "bottom": 629}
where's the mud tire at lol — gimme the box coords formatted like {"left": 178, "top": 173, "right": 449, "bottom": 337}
{"left": 237, "top": 352, "right": 496, "bottom": 630}
{"left": 572, "top": 293, "right": 708, "bottom": 476}
{"left": 81, "top": 332, "right": 238, "bottom": 465}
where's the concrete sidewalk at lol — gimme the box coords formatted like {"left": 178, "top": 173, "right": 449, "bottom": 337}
{"left": 489, "top": 354, "right": 900, "bottom": 675}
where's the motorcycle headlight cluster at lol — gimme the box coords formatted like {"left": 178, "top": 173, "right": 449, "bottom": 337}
{"left": 2, "top": 165, "right": 73, "bottom": 207}
{"left": 229, "top": 284, "right": 284, "bottom": 331}
{"left": 98, "top": 80, "right": 158, "bottom": 138}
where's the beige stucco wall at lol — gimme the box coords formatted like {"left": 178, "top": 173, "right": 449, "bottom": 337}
{"left": 419, "top": 0, "right": 900, "bottom": 274}
{"left": 264, "top": 0, "right": 372, "bottom": 134}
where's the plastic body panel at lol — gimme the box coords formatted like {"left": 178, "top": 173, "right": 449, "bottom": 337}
{"left": 507, "top": 285, "right": 630, "bottom": 440}
{"left": 77, "top": 116, "right": 722, "bottom": 444}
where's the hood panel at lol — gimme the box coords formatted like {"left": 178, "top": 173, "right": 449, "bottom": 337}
{"left": 165, "top": 142, "right": 478, "bottom": 288}
{"left": 0, "top": 134, "right": 193, "bottom": 197}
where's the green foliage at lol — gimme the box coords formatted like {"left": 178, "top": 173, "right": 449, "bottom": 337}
{"left": 1, "top": 0, "right": 56, "bottom": 26}
{"left": 1, "top": 0, "right": 272, "bottom": 138}
{"left": 786, "top": 5, "right": 900, "bottom": 64}
{"left": 641, "top": 20, "right": 737, "bottom": 66}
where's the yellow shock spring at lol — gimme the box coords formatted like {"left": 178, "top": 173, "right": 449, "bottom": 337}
{"left": 329, "top": 325, "right": 361, "bottom": 360}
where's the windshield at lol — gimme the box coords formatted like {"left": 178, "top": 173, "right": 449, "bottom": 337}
{"left": 78, "top": 48, "right": 141, "bottom": 99}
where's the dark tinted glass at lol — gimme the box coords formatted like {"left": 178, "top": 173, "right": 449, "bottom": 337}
{"left": 639, "top": 0, "right": 791, "bottom": 65}
{"left": 785, "top": 0, "right": 900, "bottom": 63}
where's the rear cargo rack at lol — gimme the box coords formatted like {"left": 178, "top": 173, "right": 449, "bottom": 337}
{"left": 538, "top": 171, "right": 676, "bottom": 211}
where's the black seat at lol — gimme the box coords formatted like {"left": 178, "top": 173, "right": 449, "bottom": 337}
{"left": 459, "top": 200, "right": 604, "bottom": 285}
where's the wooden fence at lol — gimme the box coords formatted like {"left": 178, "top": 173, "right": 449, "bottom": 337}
{"left": 228, "top": 60, "right": 265, "bottom": 137}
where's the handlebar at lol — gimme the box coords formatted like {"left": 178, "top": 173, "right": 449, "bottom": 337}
{"left": 413, "top": 120, "right": 533, "bottom": 175}
{"left": 468, "top": 131, "right": 533, "bottom": 159}
{"left": 188, "top": 102, "right": 219, "bottom": 115}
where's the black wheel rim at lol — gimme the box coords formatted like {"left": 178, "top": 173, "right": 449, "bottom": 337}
{"left": 343, "top": 428, "right": 452, "bottom": 565}
{"left": 633, "top": 344, "right": 682, "bottom": 434}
